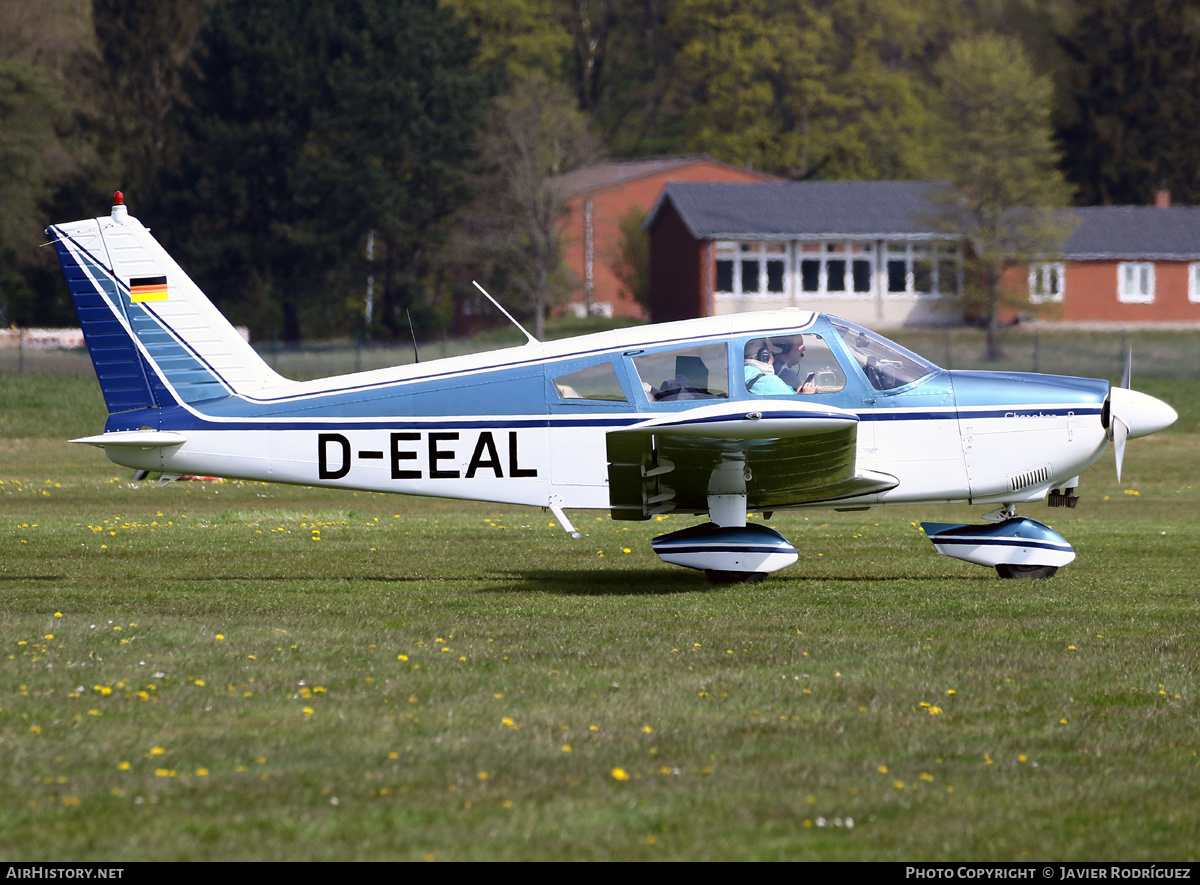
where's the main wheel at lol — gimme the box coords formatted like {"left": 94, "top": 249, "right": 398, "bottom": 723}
{"left": 704, "top": 570, "right": 767, "bottom": 585}
{"left": 995, "top": 563, "right": 1059, "bottom": 579}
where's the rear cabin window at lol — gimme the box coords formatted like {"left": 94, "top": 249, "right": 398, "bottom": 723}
{"left": 552, "top": 362, "right": 627, "bottom": 401}
{"left": 631, "top": 344, "right": 728, "bottom": 401}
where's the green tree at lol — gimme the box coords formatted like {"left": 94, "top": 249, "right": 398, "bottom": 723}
{"left": 1056, "top": 0, "right": 1200, "bottom": 205}
{"left": 467, "top": 75, "right": 600, "bottom": 340}
{"left": 0, "top": 0, "right": 92, "bottom": 326}
{"left": 929, "top": 34, "right": 1075, "bottom": 360}
{"left": 0, "top": 60, "right": 67, "bottom": 324}
{"left": 165, "top": 0, "right": 491, "bottom": 341}
{"left": 441, "top": 0, "right": 571, "bottom": 83}
{"left": 610, "top": 205, "right": 650, "bottom": 310}
{"left": 91, "top": 0, "right": 211, "bottom": 205}
{"left": 668, "top": 0, "right": 955, "bottom": 179}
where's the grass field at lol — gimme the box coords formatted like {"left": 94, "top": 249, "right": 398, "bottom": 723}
{"left": 1, "top": 366, "right": 1198, "bottom": 861}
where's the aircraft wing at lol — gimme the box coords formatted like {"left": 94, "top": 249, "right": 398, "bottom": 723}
{"left": 606, "top": 400, "right": 897, "bottom": 520}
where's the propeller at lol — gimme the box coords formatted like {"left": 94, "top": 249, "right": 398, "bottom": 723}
{"left": 1104, "top": 347, "right": 1177, "bottom": 483}
{"left": 1113, "top": 347, "right": 1131, "bottom": 483}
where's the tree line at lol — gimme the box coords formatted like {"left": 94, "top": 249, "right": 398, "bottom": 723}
{"left": 2, "top": 0, "right": 1198, "bottom": 342}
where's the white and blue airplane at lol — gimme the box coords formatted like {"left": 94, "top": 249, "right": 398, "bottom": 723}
{"left": 47, "top": 196, "right": 1177, "bottom": 583}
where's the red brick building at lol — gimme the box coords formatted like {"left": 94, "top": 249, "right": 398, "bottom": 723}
{"left": 645, "top": 181, "right": 1200, "bottom": 327}
{"left": 550, "top": 157, "right": 775, "bottom": 320}
{"left": 1022, "top": 199, "right": 1200, "bottom": 323}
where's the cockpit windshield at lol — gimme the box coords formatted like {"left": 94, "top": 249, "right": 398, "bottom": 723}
{"left": 830, "top": 318, "right": 938, "bottom": 391}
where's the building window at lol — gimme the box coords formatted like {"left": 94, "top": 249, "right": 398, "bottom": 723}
{"left": 1118, "top": 262, "right": 1155, "bottom": 303}
{"left": 1029, "top": 263, "right": 1064, "bottom": 304}
{"left": 1189, "top": 263, "right": 1200, "bottom": 303}
{"left": 883, "top": 242, "right": 958, "bottom": 298}
{"left": 797, "top": 241, "right": 874, "bottom": 299}
{"left": 714, "top": 241, "right": 787, "bottom": 298}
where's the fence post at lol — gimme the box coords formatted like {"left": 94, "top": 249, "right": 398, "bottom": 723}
{"left": 18, "top": 326, "right": 23, "bottom": 374}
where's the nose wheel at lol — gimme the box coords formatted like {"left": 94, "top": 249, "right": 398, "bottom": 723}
{"left": 995, "top": 563, "right": 1059, "bottom": 579}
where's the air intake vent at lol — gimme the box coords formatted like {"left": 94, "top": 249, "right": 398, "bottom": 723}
{"left": 1008, "top": 463, "right": 1052, "bottom": 492}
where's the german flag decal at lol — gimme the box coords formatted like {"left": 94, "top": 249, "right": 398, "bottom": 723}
{"left": 130, "top": 275, "right": 168, "bottom": 302}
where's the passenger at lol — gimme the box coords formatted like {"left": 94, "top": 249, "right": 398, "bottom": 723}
{"left": 772, "top": 334, "right": 818, "bottom": 394}
{"left": 743, "top": 339, "right": 795, "bottom": 396}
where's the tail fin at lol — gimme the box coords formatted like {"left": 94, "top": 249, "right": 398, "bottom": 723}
{"left": 47, "top": 197, "right": 286, "bottom": 415}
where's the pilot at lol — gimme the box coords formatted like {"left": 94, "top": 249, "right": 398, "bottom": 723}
{"left": 773, "top": 335, "right": 818, "bottom": 394}
{"left": 743, "top": 339, "right": 795, "bottom": 396}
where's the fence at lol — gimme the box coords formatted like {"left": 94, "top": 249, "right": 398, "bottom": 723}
{"left": 3, "top": 326, "right": 1198, "bottom": 382}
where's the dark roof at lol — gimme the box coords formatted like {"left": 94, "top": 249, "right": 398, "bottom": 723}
{"left": 649, "top": 181, "right": 1200, "bottom": 260}
{"left": 647, "top": 181, "right": 954, "bottom": 239}
{"left": 548, "top": 155, "right": 774, "bottom": 199}
{"left": 1063, "top": 207, "right": 1200, "bottom": 259}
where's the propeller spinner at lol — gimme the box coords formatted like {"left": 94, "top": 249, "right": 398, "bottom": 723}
{"left": 1104, "top": 349, "right": 1177, "bottom": 482}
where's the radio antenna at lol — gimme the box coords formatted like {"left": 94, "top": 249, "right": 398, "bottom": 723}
{"left": 405, "top": 309, "right": 420, "bottom": 363}
{"left": 472, "top": 280, "right": 538, "bottom": 345}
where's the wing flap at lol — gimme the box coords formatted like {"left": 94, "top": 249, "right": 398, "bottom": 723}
{"left": 606, "top": 401, "right": 896, "bottom": 519}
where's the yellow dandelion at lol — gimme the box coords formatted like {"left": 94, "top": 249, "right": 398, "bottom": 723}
{"left": 302, "top": 707, "right": 314, "bottom": 715}
{"left": 611, "top": 768, "right": 630, "bottom": 781}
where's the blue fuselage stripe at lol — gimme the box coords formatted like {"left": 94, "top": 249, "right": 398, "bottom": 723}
{"left": 929, "top": 536, "right": 1071, "bottom": 551}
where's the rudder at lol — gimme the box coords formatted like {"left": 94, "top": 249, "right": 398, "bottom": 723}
{"left": 47, "top": 196, "right": 287, "bottom": 416}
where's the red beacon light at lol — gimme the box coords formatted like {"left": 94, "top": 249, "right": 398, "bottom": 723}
{"left": 110, "top": 191, "right": 129, "bottom": 223}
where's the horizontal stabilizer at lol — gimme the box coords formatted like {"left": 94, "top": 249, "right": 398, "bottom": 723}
{"left": 70, "top": 431, "right": 188, "bottom": 448}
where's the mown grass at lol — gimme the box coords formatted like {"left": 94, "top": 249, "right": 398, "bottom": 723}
{"left": 0, "top": 372, "right": 1197, "bottom": 861}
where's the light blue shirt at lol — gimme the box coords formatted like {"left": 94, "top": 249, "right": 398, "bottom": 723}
{"left": 744, "top": 363, "right": 794, "bottom": 396}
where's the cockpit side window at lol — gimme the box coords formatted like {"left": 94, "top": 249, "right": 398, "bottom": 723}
{"left": 630, "top": 343, "right": 729, "bottom": 401}
{"left": 739, "top": 333, "right": 847, "bottom": 396}
{"left": 831, "top": 318, "right": 937, "bottom": 391}
{"left": 552, "top": 361, "right": 627, "bottom": 401}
